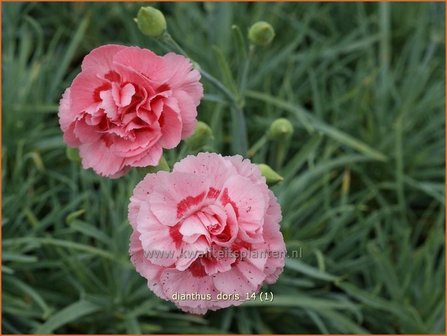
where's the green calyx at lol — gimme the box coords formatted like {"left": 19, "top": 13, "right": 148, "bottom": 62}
{"left": 258, "top": 163, "right": 283, "bottom": 186}
{"left": 248, "top": 21, "right": 275, "bottom": 46}
{"left": 268, "top": 118, "right": 294, "bottom": 141}
{"left": 185, "top": 121, "right": 214, "bottom": 150}
{"left": 135, "top": 6, "right": 167, "bottom": 38}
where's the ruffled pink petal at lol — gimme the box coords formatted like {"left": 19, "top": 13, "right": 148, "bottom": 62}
{"left": 199, "top": 205, "right": 227, "bottom": 236}
{"left": 73, "top": 120, "right": 101, "bottom": 144}
{"left": 158, "top": 105, "right": 182, "bottom": 149}
{"left": 112, "top": 46, "right": 163, "bottom": 81}
{"left": 112, "top": 83, "right": 136, "bottom": 107}
{"left": 160, "top": 267, "right": 228, "bottom": 314}
{"left": 136, "top": 202, "right": 180, "bottom": 267}
{"left": 263, "top": 191, "right": 286, "bottom": 283}
{"left": 128, "top": 173, "right": 160, "bottom": 228}
{"left": 212, "top": 203, "right": 239, "bottom": 247}
{"left": 79, "top": 141, "right": 124, "bottom": 177}
{"left": 168, "top": 91, "right": 198, "bottom": 138}
{"left": 148, "top": 172, "right": 209, "bottom": 226}
{"left": 227, "top": 154, "right": 266, "bottom": 186}
{"left": 112, "top": 62, "right": 156, "bottom": 97}
{"left": 63, "top": 123, "right": 81, "bottom": 147}
{"left": 129, "top": 231, "right": 167, "bottom": 300}
{"left": 212, "top": 267, "right": 258, "bottom": 297}
{"left": 157, "top": 53, "right": 203, "bottom": 105}
{"left": 175, "top": 237, "right": 209, "bottom": 271}
{"left": 81, "top": 44, "right": 126, "bottom": 74}
{"left": 70, "top": 71, "right": 106, "bottom": 115}
{"left": 221, "top": 175, "right": 267, "bottom": 227}
{"left": 125, "top": 144, "right": 163, "bottom": 168}
{"left": 201, "top": 246, "right": 236, "bottom": 275}
{"left": 58, "top": 88, "right": 75, "bottom": 130}
{"left": 177, "top": 76, "right": 203, "bottom": 107}
{"left": 110, "top": 130, "right": 161, "bottom": 157}
{"left": 148, "top": 94, "right": 166, "bottom": 120}
{"left": 173, "top": 152, "right": 235, "bottom": 190}
{"left": 236, "top": 258, "right": 267, "bottom": 288}
{"left": 179, "top": 215, "right": 209, "bottom": 238}
{"left": 107, "top": 167, "right": 130, "bottom": 179}
{"left": 99, "top": 88, "right": 118, "bottom": 119}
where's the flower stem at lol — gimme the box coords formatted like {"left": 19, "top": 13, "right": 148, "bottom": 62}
{"left": 248, "top": 134, "right": 267, "bottom": 158}
{"left": 274, "top": 140, "right": 289, "bottom": 171}
{"left": 239, "top": 45, "right": 255, "bottom": 102}
{"left": 159, "top": 32, "right": 248, "bottom": 155}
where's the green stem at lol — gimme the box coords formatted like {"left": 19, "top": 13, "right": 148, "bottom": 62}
{"left": 231, "top": 106, "right": 248, "bottom": 155}
{"left": 161, "top": 32, "right": 188, "bottom": 56}
{"left": 159, "top": 32, "right": 248, "bottom": 155}
{"left": 248, "top": 134, "right": 267, "bottom": 158}
{"left": 161, "top": 32, "right": 238, "bottom": 106}
{"left": 200, "top": 69, "right": 238, "bottom": 105}
{"left": 274, "top": 139, "right": 289, "bottom": 171}
{"left": 239, "top": 45, "right": 255, "bottom": 99}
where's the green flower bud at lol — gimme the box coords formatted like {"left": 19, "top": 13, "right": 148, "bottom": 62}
{"left": 135, "top": 6, "right": 167, "bottom": 38}
{"left": 66, "top": 147, "right": 80, "bottom": 162}
{"left": 258, "top": 163, "right": 283, "bottom": 186}
{"left": 185, "top": 121, "right": 213, "bottom": 150}
{"left": 268, "top": 118, "right": 294, "bottom": 141}
{"left": 248, "top": 21, "right": 275, "bottom": 46}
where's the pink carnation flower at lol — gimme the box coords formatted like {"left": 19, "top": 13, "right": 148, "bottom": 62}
{"left": 58, "top": 44, "right": 203, "bottom": 178}
{"left": 129, "top": 153, "right": 286, "bottom": 314}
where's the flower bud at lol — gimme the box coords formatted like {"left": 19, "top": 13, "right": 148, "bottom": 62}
{"left": 268, "top": 118, "right": 294, "bottom": 141}
{"left": 185, "top": 121, "right": 213, "bottom": 150}
{"left": 135, "top": 6, "right": 167, "bottom": 38}
{"left": 248, "top": 21, "right": 275, "bottom": 46}
{"left": 258, "top": 163, "right": 283, "bottom": 186}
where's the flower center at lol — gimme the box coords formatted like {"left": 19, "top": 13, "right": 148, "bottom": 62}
{"left": 201, "top": 212, "right": 223, "bottom": 235}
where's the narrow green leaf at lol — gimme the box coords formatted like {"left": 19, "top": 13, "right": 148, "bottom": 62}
{"left": 231, "top": 24, "right": 248, "bottom": 60}
{"left": 243, "top": 294, "right": 358, "bottom": 313}
{"left": 70, "top": 219, "right": 112, "bottom": 246}
{"left": 34, "top": 300, "right": 99, "bottom": 333}
{"left": 48, "top": 16, "right": 89, "bottom": 101}
{"left": 212, "top": 45, "right": 239, "bottom": 96}
{"left": 285, "top": 259, "right": 341, "bottom": 282}
{"left": 246, "top": 91, "right": 388, "bottom": 161}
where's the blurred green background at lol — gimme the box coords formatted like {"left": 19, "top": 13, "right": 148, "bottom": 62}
{"left": 2, "top": 2, "right": 445, "bottom": 334}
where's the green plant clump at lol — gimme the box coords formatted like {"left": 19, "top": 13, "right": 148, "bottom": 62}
{"left": 3, "top": 2, "right": 445, "bottom": 334}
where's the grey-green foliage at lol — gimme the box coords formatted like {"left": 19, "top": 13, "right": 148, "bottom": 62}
{"left": 3, "top": 2, "right": 445, "bottom": 334}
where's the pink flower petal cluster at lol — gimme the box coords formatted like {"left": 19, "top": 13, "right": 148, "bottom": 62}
{"left": 58, "top": 44, "right": 203, "bottom": 178}
{"left": 129, "top": 153, "right": 286, "bottom": 314}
